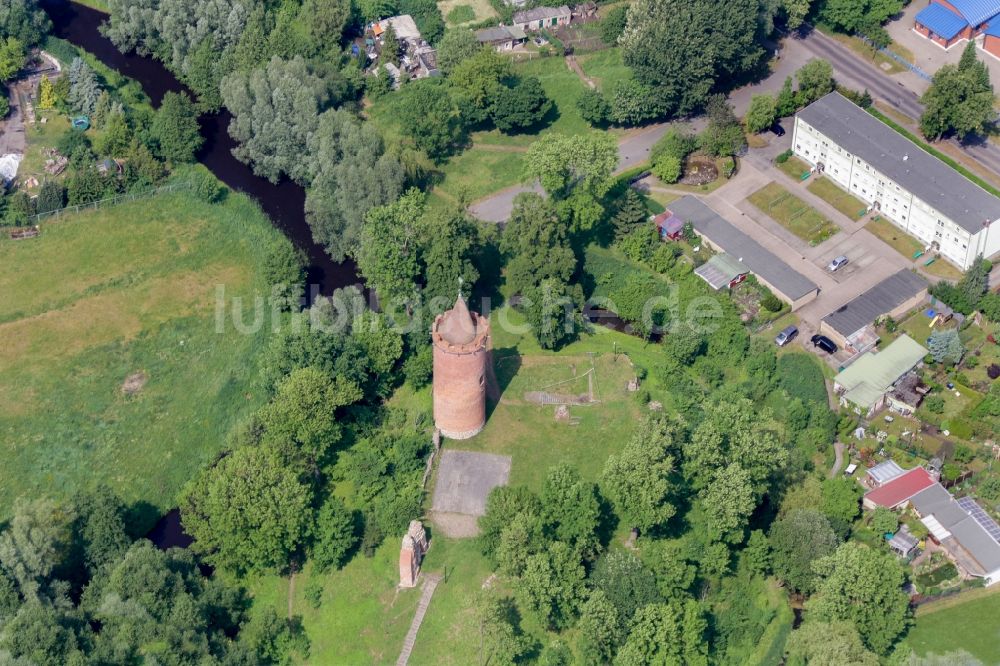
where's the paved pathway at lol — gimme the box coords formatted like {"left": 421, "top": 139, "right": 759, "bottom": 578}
{"left": 396, "top": 573, "right": 443, "bottom": 666}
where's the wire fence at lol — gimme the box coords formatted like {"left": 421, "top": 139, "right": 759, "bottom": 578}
{"left": 38, "top": 181, "right": 190, "bottom": 223}
{"left": 858, "top": 35, "right": 933, "bottom": 81}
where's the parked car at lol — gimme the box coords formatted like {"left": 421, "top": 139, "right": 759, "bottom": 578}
{"left": 827, "top": 255, "right": 848, "bottom": 272}
{"left": 770, "top": 121, "right": 785, "bottom": 137}
{"left": 810, "top": 334, "right": 838, "bottom": 354}
{"left": 775, "top": 325, "right": 798, "bottom": 347}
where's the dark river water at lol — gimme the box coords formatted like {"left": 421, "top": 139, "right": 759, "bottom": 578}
{"left": 41, "top": 0, "right": 359, "bottom": 296}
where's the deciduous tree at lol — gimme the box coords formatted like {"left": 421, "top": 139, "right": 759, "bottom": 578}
{"left": 305, "top": 109, "right": 405, "bottom": 261}
{"left": 602, "top": 415, "right": 679, "bottom": 535}
{"left": 744, "top": 93, "right": 777, "bottom": 133}
{"left": 807, "top": 542, "right": 910, "bottom": 654}
{"left": 180, "top": 445, "right": 313, "bottom": 574}
{"left": 356, "top": 189, "right": 425, "bottom": 309}
{"left": 768, "top": 508, "right": 840, "bottom": 593}
{"left": 221, "top": 56, "right": 331, "bottom": 183}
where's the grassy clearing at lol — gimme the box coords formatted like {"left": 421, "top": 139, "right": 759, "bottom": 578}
{"left": 436, "top": 148, "right": 527, "bottom": 202}
{"left": 807, "top": 176, "right": 868, "bottom": 220}
{"left": 776, "top": 156, "right": 812, "bottom": 181}
{"left": 748, "top": 182, "right": 838, "bottom": 245}
{"left": 435, "top": 56, "right": 608, "bottom": 200}
{"left": 905, "top": 587, "right": 1000, "bottom": 662}
{"left": 0, "top": 191, "right": 287, "bottom": 524}
{"left": 865, "top": 216, "right": 923, "bottom": 259}
{"left": 461, "top": 347, "right": 644, "bottom": 491}
{"left": 438, "top": 0, "right": 496, "bottom": 25}
{"left": 18, "top": 111, "right": 72, "bottom": 186}
{"left": 577, "top": 48, "right": 631, "bottom": 92}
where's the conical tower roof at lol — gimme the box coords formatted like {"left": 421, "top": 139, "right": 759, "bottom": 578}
{"left": 437, "top": 295, "right": 477, "bottom": 345}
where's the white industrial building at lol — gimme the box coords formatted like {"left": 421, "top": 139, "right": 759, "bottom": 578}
{"left": 792, "top": 92, "right": 1000, "bottom": 270}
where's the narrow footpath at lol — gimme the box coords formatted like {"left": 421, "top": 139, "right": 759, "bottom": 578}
{"left": 396, "top": 573, "right": 443, "bottom": 666}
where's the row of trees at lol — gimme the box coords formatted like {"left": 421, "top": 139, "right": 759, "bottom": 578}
{"left": 0, "top": 489, "right": 303, "bottom": 664}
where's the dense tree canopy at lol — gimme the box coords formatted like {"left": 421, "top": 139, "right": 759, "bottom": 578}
{"left": 0, "top": 0, "right": 50, "bottom": 46}
{"left": 621, "top": 0, "right": 773, "bottom": 118}
{"left": 807, "top": 542, "right": 911, "bottom": 654}
{"left": 602, "top": 415, "right": 680, "bottom": 534}
{"left": 921, "top": 43, "right": 995, "bottom": 140}
{"left": 221, "top": 56, "right": 333, "bottom": 183}
{"left": 305, "top": 108, "right": 405, "bottom": 261}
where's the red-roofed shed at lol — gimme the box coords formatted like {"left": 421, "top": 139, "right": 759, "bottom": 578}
{"left": 653, "top": 211, "right": 684, "bottom": 241}
{"left": 863, "top": 467, "right": 936, "bottom": 510}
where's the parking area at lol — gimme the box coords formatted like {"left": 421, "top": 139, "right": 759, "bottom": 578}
{"left": 812, "top": 233, "right": 884, "bottom": 283}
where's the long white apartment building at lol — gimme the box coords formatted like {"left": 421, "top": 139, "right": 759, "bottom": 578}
{"left": 792, "top": 92, "right": 1000, "bottom": 269}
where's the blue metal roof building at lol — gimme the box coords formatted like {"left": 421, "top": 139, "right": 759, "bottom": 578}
{"left": 915, "top": 2, "right": 969, "bottom": 40}
{"left": 946, "top": 0, "right": 1000, "bottom": 27}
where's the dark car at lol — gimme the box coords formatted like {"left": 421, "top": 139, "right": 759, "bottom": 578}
{"left": 811, "top": 334, "right": 838, "bottom": 354}
{"left": 770, "top": 122, "right": 786, "bottom": 137}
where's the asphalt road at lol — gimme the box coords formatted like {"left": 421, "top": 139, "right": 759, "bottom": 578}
{"left": 796, "top": 28, "right": 1000, "bottom": 177}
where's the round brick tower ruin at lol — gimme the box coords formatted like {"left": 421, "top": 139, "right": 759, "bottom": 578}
{"left": 431, "top": 295, "right": 490, "bottom": 440}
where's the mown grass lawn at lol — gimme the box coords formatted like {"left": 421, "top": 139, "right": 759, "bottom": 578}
{"left": 807, "top": 176, "right": 868, "bottom": 221}
{"left": 0, "top": 191, "right": 286, "bottom": 526}
{"left": 905, "top": 587, "right": 1000, "bottom": 663}
{"left": 776, "top": 156, "right": 812, "bottom": 182}
{"left": 865, "top": 216, "right": 924, "bottom": 260}
{"left": 748, "top": 182, "right": 838, "bottom": 245}
{"left": 577, "top": 47, "right": 631, "bottom": 92}
{"left": 438, "top": 0, "right": 496, "bottom": 26}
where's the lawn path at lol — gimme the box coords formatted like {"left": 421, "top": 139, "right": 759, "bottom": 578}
{"left": 828, "top": 441, "right": 845, "bottom": 478}
{"left": 565, "top": 55, "right": 596, "bottom": 89}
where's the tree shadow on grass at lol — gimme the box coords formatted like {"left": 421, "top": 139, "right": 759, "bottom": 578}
{"left": 487, "top": 347, "right": 522, "bottom": 420}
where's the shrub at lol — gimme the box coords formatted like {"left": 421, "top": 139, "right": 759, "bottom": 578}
{"left": 189, "top": 167, "right": 226, "bottom": 203}
{"left": 576, "top": 88, "right": 611, "bottom": 126}
{"left": 304, "top": 578, "right": 324, "bottom": 609}
{"left": 925, "top": 395, "right": 945, "bottom": 414}
{"left": 965, "top": 354, "right": 980, "bottom": 369}
{"left": 777, "top": 354, "right": 827, "bottom": 405}
{"left": 989, "top": 364, "right": 1000, "bottom": 380}
{"left": 775, "top": 149, "right": 793, "bottom": 164}
{"left": 760, "top": 290, "right": 783, "bottom": 313}
{"left": 600, "top": 4, "right": 628, "bottom": 44}
{"left": 651, "top": 153, "right": 682, "bottom": 184}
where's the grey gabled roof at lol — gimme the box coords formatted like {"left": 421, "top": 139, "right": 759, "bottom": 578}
{"left": 514, "top": 5, "right": 571, "bottom": 22}
{"left": 668, "top": 196, "right": 818, "bottom": 301}
{"left": 476, "top": 26, "right": 515, "bottom": 42}
{"left": 912, "top": 484, "right": 1000, "bottom": 575}
{"left": 797, "top": 92, "right": 1000, "bottom": 234}
{"left": 822, "top": 269, "right": 928, "bottom": 338}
